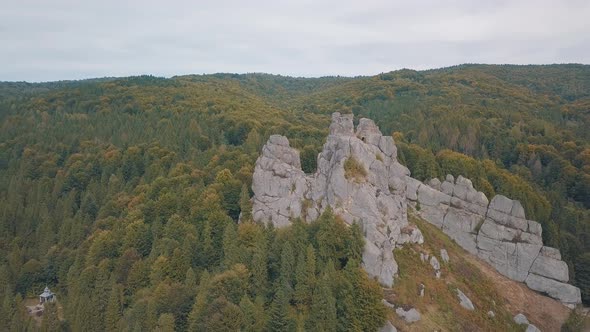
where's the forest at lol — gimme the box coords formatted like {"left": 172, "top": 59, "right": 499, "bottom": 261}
{"left": 0, "top": 64, "right": 589, "bottom": 330}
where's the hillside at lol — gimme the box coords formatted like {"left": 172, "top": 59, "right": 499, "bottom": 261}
{"left": 0, "top": 64, "right": 589, "bottom": 330}
{"left": 389, "top": 212, "right": 575, "bottom": 331}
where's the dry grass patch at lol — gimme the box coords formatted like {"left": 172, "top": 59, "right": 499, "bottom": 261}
{"left": 344, "top": 157, "right": 367, "bottom": 183}
{"left": 386, "top": 213, "right": 524, "bottom": 331}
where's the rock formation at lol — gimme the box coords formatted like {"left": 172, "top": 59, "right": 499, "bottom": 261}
{"left": 408, "top": 173, "right": 581, "bottom": 307}
{"left": 456, "top": 289, "right": 475, "bottom": 311}
{"left": 252, "top": 112, "right": 581, "bottom": 307}
{"left": 252, "top": 112, "right": 423, "bottom": 286}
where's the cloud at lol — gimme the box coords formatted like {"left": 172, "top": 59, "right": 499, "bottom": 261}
{"left": 1, "top": 0, "right": 589, "bottom": 81}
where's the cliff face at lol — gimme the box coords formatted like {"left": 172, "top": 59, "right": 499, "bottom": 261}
{"left": 408, "top": 175, "right": 581, "bottom": 307}
{"left": 252, "top": 112, "right": 423, "bottom": 286}
{"left": 251, "top": 112, "right": 581, "bottom": 306}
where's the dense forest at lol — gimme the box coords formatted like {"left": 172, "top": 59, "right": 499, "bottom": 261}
{"left": 0, "top": 64, "right": 589, "bottom": 330}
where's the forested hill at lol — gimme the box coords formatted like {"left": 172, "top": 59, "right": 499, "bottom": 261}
{"left": 0, "top": 64, "right": 589, "bottom": 330}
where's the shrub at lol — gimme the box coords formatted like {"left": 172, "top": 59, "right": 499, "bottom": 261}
{"left": 344, "top": 157, "right": 367, "bottom": 183}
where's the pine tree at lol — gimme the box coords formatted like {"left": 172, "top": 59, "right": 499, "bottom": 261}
{"left": 344, "top": 262, "right": 386, "bottom": 331}
{"left": 250, "top": 241, "right": 268, "bottom": 298}
{"left": 306, "top": 273, "right": 337, "bottom": 332}
{"left": 73, "top": 266, "right": 99, "bottom": 332}
{"left": 185, "top": 267, "right": 197, "bottom": 289}
{"left": 279, "top": 242, "right": 295, "bottom": 297}
{"left": 93, "top": 260, "right": 112, "bottom": 331}
{"left": 188, "top": 271, "right": 210, "bottom": 332}
{"left": 0, "top": 289, "right": 13, "bottom": 329}
{"left": 205, "top": 297, "right": 244, "bottom": 332}
{"left": 40, "top": 302, "right": 60, "bottom": 332}
{"left": 294, "top": 245, "right": 316, "bottom": 308}
{"left": 169, "top": 248, "right": 189, "bottom": 282}
{"left": 155, "top": 313, "right": 175, "bottom": 332}
{"left": 346, "top": 222, "right": 365, "bottom": 264}
{"left": 126, "top": 260, "right": 149, "bottom": 295}
{"left": 105, "top": 283, "right": 122, "bottom": 332}
{"left": 200, "top": 218, "right": 215, "bottom": 267}
{"left": 222, "top": 222, "right": 240, "bottom": 268}
{"left": 240, "top": 295, "right": 266, "bottom": 332}
{"left": 267, "top": 283, "right": 291, "bottom": 332}
{"left": 9, "top": 293, "right": 28, "bottom": 332}
{"left": 239, "top": 184, "right": 252, "bottom": 222}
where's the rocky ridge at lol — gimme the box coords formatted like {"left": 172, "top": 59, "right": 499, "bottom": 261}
{"left": 407, "top": 173, "right": 581, "bottom": 307}
{"left": 252, "top": 112, "right": 423, "bottom": 286}
{"left": 251, "top": 112, "right": 581, "bottom": 306}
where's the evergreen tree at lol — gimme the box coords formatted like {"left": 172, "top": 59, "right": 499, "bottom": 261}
{"left": 93, "top": 260, "right": 112, "bottom": 331}
{"left": 72, "top": 266, "right": 99, "bottom": 332}
{"left": 126, "top": 260, "right": 149, "bottom": 295}
{"left": 279, "top": 242, "right": 295, "bottom": 296}
{"left": 239, "top": 295, "right": 266, "bottom": 332}
{"left": 239, "top": 184, "right": 252, "bottom": 222}
{"left": 200, "top": 218, "right": 215, "bottom": 267}
{"left": 222, "top": 222, "right": 240, "bottom": 268}
{"left": 346, "top": 222, "right": 365, "bottom": 264}
{"left": 0, "top": 289, "right": 14, "bottom": 329}
{"left": 185, "top": 267, "right": 197, "bottom": 289}
{"left": 205, "top": 297, "right": 244, "bottom": 332}
{"left": 9, "top": 293, "right": 28, "bottom": 332}
{"left": 575, "top": 253, "right": 590, "bottom": 303}
{"left": 169, "top": 248, "right": 190, "bottom": 282}
{"left": 250, "top": 240, "right": 268, "bottom": 298}
{"left": 267, "top": 283, "right": 292, "bottom": 332}
{"left": 105, "top": 283, "right": 122, "bottom": 332}
{"left": 188, "top": 271, "right": 210, "bottom": 332}
{"left": 40, "top": 302, "right": 60, "bottom": 332}
{"left": 155, "top": 313, "right": 175, "bottom": 332}
{"left": 294, "top": 245, "right": 316, "bottom": 308}
{"left": 344, "top": 261, "right": 386, "bottom": 332}
{"left": 306, "top": 273, "right": 337, "bottom": 331}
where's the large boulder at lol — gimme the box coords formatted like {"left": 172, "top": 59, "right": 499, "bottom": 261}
{"left": 524, "top": 273, "right": 581, "bottom": 305}
{"left": 529, "top": 254, "right": 569, "bottom": 282}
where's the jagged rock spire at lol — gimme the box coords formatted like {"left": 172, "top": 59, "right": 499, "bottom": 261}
{"left": 252, "top": 112, "right": 422, "bottom": 286}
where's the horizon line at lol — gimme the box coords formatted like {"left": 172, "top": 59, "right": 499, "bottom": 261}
{"left": 2, "top": 62, "right": 588, "bottom": 84}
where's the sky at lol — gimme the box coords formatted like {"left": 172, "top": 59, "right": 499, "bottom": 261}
{"left": 1, "top": 0, "right": 589, "bottom": 82}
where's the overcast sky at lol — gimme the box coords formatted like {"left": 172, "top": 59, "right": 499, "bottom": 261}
{"left": 2, "top": 0, "right": 589, "bottom": 82}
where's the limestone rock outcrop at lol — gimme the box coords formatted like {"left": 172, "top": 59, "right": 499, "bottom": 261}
{"left": 251, "top": 112, "right": 581, "bottom": 306}
{"left": 252, "top": 113, "right": 423, "bottom": 287}
{"left": 408, "top": 173, "right": 581, "bottom": 306}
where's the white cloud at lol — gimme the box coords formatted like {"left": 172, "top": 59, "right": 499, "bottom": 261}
{"left": 1, "top": 0, "right": 589, "bottom": 81}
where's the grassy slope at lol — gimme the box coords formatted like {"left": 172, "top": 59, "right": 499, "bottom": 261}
{"left": 386, "top": 211, "right": 574, "bottom": 331}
